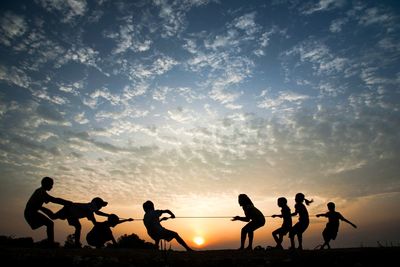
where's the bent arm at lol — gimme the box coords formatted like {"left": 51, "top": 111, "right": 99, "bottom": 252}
{"left": 162, "top": 210, "right": 175, "bottom": 218}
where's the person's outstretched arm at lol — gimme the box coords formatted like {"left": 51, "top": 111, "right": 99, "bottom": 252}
{"left": 231, "top": 216, "right": 250, "bottom": 222}
{"left": 117, "top": 218, "right": 134, "bottom": 225}
{"left": 95, "top": 210, "right": 110, "bottom": 217}
{"left": 316, "top": 213, "right": 327, "bottom": 218}
{"left": 271, "top": 214, "right": 282, "bottom": 218}
{"left": 340, "top": 215, "right": 357, "bottom": 228}
{"left": 47, "top": 194, "right": 72, "bottom": 206}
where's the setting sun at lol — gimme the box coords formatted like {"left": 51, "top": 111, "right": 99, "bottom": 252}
{"left": 193, "top": 236, "right": 205, "bottom": 246}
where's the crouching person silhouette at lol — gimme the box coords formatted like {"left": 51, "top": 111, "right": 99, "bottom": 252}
{"left": 232, "top": 194, "right": 266, "bottom": 250}
{"left": 24, "top": 176, "right": 71, "bottom": 247}
{"left": 86, "top": 214, "right": 133, "bottom": 248}
{"left": 142, "top": 200, "right": 193, "bottom": 251}
{"left": 53, "top": 197, "right": 110, "bottom": 247}
{"left": 271, "top": 197, "right": 292, "bottom": 249}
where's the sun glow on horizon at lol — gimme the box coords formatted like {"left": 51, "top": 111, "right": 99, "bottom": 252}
{"left": 193, "top": 236, "right": 205, "bottom": 246}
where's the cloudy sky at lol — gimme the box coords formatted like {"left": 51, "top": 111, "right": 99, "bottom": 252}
{"left": 1, "top": 0, "right": 399, "bottom": 249}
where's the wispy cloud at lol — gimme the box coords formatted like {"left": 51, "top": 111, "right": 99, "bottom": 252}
{"left": 0, "top": 12, "right": 27, "bottom": 46}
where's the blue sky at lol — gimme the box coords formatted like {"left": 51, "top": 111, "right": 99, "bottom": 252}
{"left": 1, "top": 0, "right": 400, "bottom": 248}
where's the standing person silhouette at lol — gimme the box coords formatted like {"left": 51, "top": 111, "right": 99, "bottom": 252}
{"left": 232, "top": 194, "right": 265, "bottom": 250}
{"left": 53, "top": 197, "right": 110, "bottom": 247}
{"left": 316, "top": 202, "right": 357, "bottom": 249}
{"left": 86, "top": 214, "right": 133, "bottom": 248}
{"left": 289, "top": 193, "right": 313, "bottom": 250}
{"left": 142, "top": 200, "right": 193, "bottom": 251}
{"left": 271, "top": 197, "right": 292, "bottom": 249}
{"left": 24, "top": 177, "right": 71, "bottom": 246}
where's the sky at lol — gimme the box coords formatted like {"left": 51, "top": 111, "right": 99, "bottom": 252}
{"left": 0, "top": 0, "right": 400, "bottom": 250}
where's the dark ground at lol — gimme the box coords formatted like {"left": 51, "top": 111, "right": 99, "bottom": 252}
{"left": 1, "top": 247, "right": 399, "bottom": 267}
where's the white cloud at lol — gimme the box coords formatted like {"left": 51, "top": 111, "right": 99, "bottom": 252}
{"left": 36, "top": 0, "right": 87, "bottom": 23}
{"left": 233, "top": 12, "right": 258, "bottom": 35}
{"left": 258, "top": 91, "right": 310, "bottom": 109}
{"left": 167, "top": 107, "right": 196, "bottom": 123}
{"left": 0, "top": 12, "right": 27, "bottom": 46}
{"left": 358, "top": 7, "right": 394, "bottom": 26}
{"left": 0, "top": 65, "right": 31, "bottom": 89}
{"left": 301, "top": 0, "right": 344, "bottom": 15}
{"left": 329, "top": 17, "right": 348, "bottom": 33}
{"left": 74, "top": 112, "right": 89, "bottom": 124}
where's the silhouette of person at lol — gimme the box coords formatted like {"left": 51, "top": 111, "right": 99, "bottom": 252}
{"left": 271, "top": 197, "right": 292, "bottom": 249}
{"left": 142, "top": 200, "right": 193, "bottom": 251}
{"left": 232, "top": 194, "right": 265, "bottom": 250}
{"left": 86, "top": 214, "right": 133, "bottom": 248}
{"left": 24, "top": 177, "right": 71, "bottom": 246}
{"left": 52, "top": 197, "right": 110, "bottom": 247}
{"left": 289, "top": 193, "right": 313, "bottom": 250}
{"left": 316, "top": 202, "right": 357, "bottom": 249}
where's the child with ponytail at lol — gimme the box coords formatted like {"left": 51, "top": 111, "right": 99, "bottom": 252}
{"left": 289, "top": 193, "right": 313, "bottom": 250}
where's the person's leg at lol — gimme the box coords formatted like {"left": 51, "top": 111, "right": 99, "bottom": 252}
{"left": 247, "top": 231, "right": 254, "bottom": 250}
{"left": 70, "top": 219, "right": 82, "bottom": 247}
{"left": 240, "top": 227, "right": 247, "bottom": 249}
{"left": 45, "top": 219, "right": 55, "bottom": 243}
{"left": 289, "top": 224, "right": 298, "bottom": 249}
{"left": 297, "top": 233, "right": 303, "bottom": 250}
{"left": 173, "top": 233, "right": 193, "bottom": 251}
{"left": 272, "top": 229, "right": 280, "bottom": 245}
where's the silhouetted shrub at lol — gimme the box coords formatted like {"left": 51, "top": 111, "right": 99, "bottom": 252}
{"left": 116, "top": 233, "right": 156, "bottom": 249}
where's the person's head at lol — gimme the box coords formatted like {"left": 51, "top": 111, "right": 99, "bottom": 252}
{"left": 327, "top": 202, "right": 335, "bottom": 211}
{"left": 277, "top": 197, "right": 287, "bottom": 207}
{"left": 143, "top": 200, "right": 155, "bottom": 212}
{"left": 238, "top": 194, "right": 253, "bottom": 207}
{"left": 108, "top": 214, "right": 119, "bottom": 227}
{"left": 295, "top": 193, "right": 313, "bottom": 205}
{"left": 91, "top": 197, "right": 108, "bottom": 209}
{"left": 41, "top": 177, "right": 54, "bottom": 191}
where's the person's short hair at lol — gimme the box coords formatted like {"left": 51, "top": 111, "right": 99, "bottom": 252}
{"left": 278, "top": 197, "right": 287, "bottom": 205}
{"left": 143, "top": 200, "right": 154, "bottom": 211}
{"left": 327, "top": 202, "right": 335, "bottom": 210}
{"left": 41, "top": 177, "right": 54, "bottom": 187}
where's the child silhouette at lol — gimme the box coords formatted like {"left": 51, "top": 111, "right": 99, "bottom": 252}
{"left": 86, "top": 214, "right": 133, "bottom": 248}
{"left": 289, "top": 193, "right": 313, "bottom": 250}
{"left": 316, "top": 202, "right": 357, "bottom": 249}
{"left": 142, "top": 200, "right": 192, "bottom": 251}
{"left": 53, "top": 197, "right": 110, "bottom": 247}
{"left": 232, "top": 194, "right": 265, "bottom": 250}
{"left": 24, "top": 177, "right": 71, "bottom": 246}
{"left": 271, "top": 197, "right": 292, "bottom": 249}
